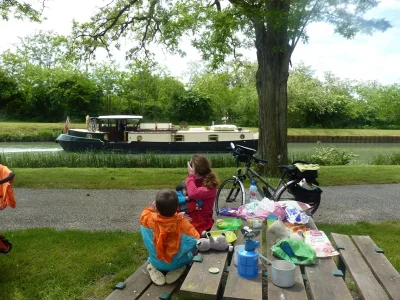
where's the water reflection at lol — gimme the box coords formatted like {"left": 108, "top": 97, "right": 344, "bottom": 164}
{"left": 0, "top": 142, "right": 63, "bottom": 153}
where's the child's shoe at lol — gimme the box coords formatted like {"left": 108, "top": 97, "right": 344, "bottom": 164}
{"left": 147, "top": 263, "right": 165, "bottom": 285}
{"left": 165, "top": 266, "right": 186, "bottom": 284}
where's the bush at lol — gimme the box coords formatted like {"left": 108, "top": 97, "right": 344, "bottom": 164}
{"left": 310, "top": 142, "right": 358, "bottom": 165}
{"left": 371, "top": 152, "right": 400, "bottom": 165}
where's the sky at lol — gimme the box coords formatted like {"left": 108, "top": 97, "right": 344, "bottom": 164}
{"left": 0, "top": 0, "right": 399, "bottom": 85}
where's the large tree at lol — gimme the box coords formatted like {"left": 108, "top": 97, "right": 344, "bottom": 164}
{"left": 74, "top": 0, "right": 391, "bottom": 174}
{"left": 1, "top": 0, "right": 46, "bottom": 21}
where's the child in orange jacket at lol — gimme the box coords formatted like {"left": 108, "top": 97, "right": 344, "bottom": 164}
{"left": 140, "top": 189, "right": 200, "bottom": 285}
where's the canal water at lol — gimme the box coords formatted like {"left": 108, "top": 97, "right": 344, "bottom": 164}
{"left": 1, "top": 142, "right": 399, "bottom": 164}
{"left": 0, "top": 142, "right": 63, "bottom": 153}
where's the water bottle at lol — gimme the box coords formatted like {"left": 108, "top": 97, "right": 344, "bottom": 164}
{"left": 249, "top": 180, "right": 257, "bottom": 203}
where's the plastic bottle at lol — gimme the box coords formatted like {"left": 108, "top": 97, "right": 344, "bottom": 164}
{"left": 249, "top": 180, "right": 257, "bottom": 203}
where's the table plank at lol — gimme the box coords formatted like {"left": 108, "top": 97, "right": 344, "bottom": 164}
{"left": 138, "top": 282, "right": 177, "bottom": 300}
{"left": 266, "top": 226, "right": 307, "bottom": 300}
{"left": 106, "top": 262, "right": 152, "bottom": 300}
{"left": 180, "top": 250, "right": 228, "bottom": 299}
{"left": 300, "top": 219, "right": 352, "bottom": 300}
{"left": 331, "top": 233, "right": 389, "bottom": 300}
{"left": 223, "top": 222, "right": 262, "bottom": 300}
{"left": 180, "top": 221, "right": 230, "bottom": 300}
{"left": 352, "top": 235, "right": 400, "bottom": 300}
{"left": 305, "top": 257, "right": 353, "bottom": 300}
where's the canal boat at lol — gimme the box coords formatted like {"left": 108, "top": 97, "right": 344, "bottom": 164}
{"left": 55, "top": 115, "right": 258, "bottom": 153}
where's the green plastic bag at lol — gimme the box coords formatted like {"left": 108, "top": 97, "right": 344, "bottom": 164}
{"left": 215, "top": 218, "right": 242, "bottom": 230}
{"left": 271, "top": 238, "right": 317, "bottom": 265}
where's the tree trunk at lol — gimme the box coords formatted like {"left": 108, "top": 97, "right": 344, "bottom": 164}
{"left": 254, "top": 6, "right": 292, "bottom": 176}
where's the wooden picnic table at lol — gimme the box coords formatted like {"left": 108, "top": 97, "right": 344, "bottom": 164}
{"left": 180, "top": 215, "right": 400, "bottom": 300}
{"left": 107, "top": 214, "right": 399, "bottom": 300}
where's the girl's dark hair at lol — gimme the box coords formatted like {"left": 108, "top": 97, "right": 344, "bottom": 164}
{"left": 155, "top": 189, "right": 178, "bottom": 217}
{"left": 191, "top": 154, "right": 219, "bottom": 189}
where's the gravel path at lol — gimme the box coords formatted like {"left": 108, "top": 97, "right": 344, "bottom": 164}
{"left": 1, "top": 184, "right": 399, "bottom": 232}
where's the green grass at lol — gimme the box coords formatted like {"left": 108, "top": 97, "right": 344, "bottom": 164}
{"left": 0, "top": 122, "right": 85, "bottom": 142}
{"left": 288, "top": 128, "right": 400, "bottom": 136}
{"left": 0, "top": 222, "right": 398, "bottom": 299}
{"left": 9, "top": 165, "right": 400, "bottom": 189}
{"left": 0, "top": 229, "right": 147, "bottom": 300}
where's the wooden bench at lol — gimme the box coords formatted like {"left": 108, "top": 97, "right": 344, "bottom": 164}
{"left": 180, "top": 217, "right": 263, "bottom": 300}
{"left": 106, "top": 261, "right": 184, "bottom": 300}
{"left": 331, "top": 233, "right": 400, "bottom": 300}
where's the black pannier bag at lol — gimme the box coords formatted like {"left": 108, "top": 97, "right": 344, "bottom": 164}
{"left": 290, "top": 184, "right": 322, "bottom": 203}
{"left": 288, "top": 183, "right": 322, "bottom": 214}
{"left": 290, "top": 161, "right": 319, "bottom": 185}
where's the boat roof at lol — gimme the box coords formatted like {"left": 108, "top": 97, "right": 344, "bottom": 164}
{"left": 97, "top": 115, "right": 143, "bottom": 120}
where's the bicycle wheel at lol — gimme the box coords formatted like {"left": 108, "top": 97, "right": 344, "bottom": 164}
{"left": 215, "top": 178, "right": 245, "bottom": 215}
{"left": 274, "top": 181, "right": 297, "bottom": 201}
{"left": 275, "top": 181, "right": 321, "bottom": 215}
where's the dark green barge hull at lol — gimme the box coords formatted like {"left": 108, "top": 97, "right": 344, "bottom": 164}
{"left": 56, "top": 134, "right": 258, "bottom": 154}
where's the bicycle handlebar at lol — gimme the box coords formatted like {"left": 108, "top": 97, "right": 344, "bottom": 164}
{"left": 231, "top": 143, "right": 268, "bottom": 165}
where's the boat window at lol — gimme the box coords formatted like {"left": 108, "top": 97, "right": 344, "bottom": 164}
{"left": 175, "top": 135, "right": 184, "bottom": 142}
{"left": 209, "top": 135, "right": 218, "bottom": 142}
{"left": 240, "top": 134, "right": 245, "bottom": 139}
{"left": 137, "top": 135, "right": 143, "bottom": 141}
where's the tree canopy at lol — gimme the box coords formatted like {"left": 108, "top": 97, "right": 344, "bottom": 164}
{"left": 1, "top": 0, "right": 46, "bottom": 22}
{"left": 73, "top": 0, "right": 391, "bottom": 174}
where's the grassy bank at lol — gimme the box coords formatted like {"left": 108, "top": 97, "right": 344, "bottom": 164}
{"left": 0, "top": 122, "right": 84, "bottom": 142}
{"left": 9, "top": 165, "right": 400, "bottom": 189}
{"left": 1, "top": 222, "right": 398, "bottom": 299}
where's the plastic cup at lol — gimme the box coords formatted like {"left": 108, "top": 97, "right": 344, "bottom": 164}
{"left": 267, "top": 215, "right": 278, "bottom": 228}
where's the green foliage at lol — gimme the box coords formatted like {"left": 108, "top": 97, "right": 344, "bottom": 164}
{"left": 190, "top": 61, "right": 259, "bottom": 126}
{"left": 0, "top": 67, "right": 25, "bottom": 119}
{"left": 0, "top": 0, "right": 45, "bottom": 22}
{"left": 371, "top": 152, "right": 400, "bottom": 165}
{"left": 355, "top": 81, "right": 400, "bottom": 128}
{"left": 170, "top": 90, "right": 213, "bottom": 124}
{"left": 310, "top": 142, "right": 358, "bottom": 165}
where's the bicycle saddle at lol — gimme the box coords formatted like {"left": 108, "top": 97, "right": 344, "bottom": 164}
{"left": 279, "top": 164, "right": 297, "bottom": 171}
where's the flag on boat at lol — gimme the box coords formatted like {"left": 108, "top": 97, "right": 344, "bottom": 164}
{"left": 64, "top": 116, "right": 70, "bottom": 134}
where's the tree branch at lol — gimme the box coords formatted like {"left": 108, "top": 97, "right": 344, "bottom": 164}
{"left": 228, "top": 0, "right": 253, "bottom": 12}
{"left": 291, "top": 0, "right": 321, "bottom": 51}
{"left": 90, "top": 0, "right": 140, "bottom": 39}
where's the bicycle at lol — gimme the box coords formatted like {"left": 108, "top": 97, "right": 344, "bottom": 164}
{"left": 215, "top": 143, "right": 322, "bottom": 215}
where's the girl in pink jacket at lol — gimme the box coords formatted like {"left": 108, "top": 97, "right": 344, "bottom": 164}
{"left": 185, "top": 155, "right": 219, "bottom": 234}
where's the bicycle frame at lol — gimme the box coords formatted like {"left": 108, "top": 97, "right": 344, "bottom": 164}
{"left": 239, "top": 161, "right": 292, "bottom": 201}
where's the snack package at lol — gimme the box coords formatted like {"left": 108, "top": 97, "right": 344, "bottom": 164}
{"left": 285, "top": 206, "right": 310, "bottom": 224}
{"left": 218, "top": 207, "right": 238, "bottom": 217}
{"left": 215, "top": 218, "right": 243, "bottom": 230}
{"left": 304, "top": 230, "right": 339, "bottom": 257}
